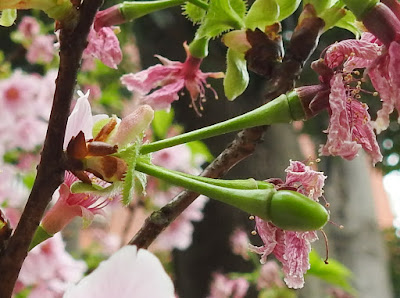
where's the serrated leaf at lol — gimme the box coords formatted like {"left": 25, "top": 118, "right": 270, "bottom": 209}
{"left": 245, "top": 0, "right": 280, "bottom": 30}
{"left": 182, "top": 2, "right": 207, "bottom": 24}
{"left": 197, "top": 0, "right": 246, "bottom": 39}
{"left": 187, "top": 141, "right": 214, "bottom": 163}
{"left": 335, "top": 10, "right": 362, "bottom": 38}
{"left": 0, "top": 9, "right": 16, "bottom": 27}
{"left": 307, "top": 250, "right": 356, "bottom": 294}
{"left": 224, "top": 48, "right": 249, "bottom": 100}
{"left": 152, "top": 109, "right": 175, "bottom": 139}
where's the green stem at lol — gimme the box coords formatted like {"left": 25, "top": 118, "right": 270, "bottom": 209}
{"left": 136, "top": 161, "right": 275, "bottom": 220}
{"left": 187, "top": 0, "right": 209, "bottom": 10}
{"left": 120, "top": 0, "right": 186, "bottom": 21}
{"left": 140, "top": 91, "right": 303, "bottom": 154}
{"left": 164, "top": 168, "right": 273, "bottom": 190}
{"left": 188, "top": 37, "right": 209, "bottom": 58}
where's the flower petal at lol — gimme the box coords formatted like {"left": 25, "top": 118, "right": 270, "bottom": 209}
{"left": 64, "top": 246, "right": 175, "bottom": 298}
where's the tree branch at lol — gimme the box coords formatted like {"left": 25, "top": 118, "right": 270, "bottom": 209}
{"left": 129, "top": 7, "right": 325, "bottom": 249}
{"left": 0, "top": 0, "right": 103, "bottom": 296}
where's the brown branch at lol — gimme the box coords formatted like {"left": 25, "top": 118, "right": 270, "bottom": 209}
{"left": 129, "top": 6, "right": 325, "bottom": 249}
{"left": 0, "top": 1, "right": 103, "bottom": 296}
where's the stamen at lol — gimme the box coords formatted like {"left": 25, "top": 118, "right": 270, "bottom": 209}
{"left": 251, "top": 230, "right": 257, "bottom": 235}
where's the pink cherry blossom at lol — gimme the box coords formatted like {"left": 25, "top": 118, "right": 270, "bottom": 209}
{"left": 83, "top": 25, "right": 122, "bottom": 69}
{"left": 14, "top": 234, "right": 86, "bottom": 298}
{"left": 121, "top": 43, "right": 224, "bottom": 114}
{"left": 64, "top": 245, "right": 175, "bottom": 298}
{"left": 250, "top": 161, "right": 323, "bottom": 289}
{"left": 208, "top": 273, "right": 249, "bottom": 298}
{"left": 26, "top": 34, "right": 56, "bottom": 64}
{"left": 319, "top": 74, "right": 382, "bottom": 165}
{"left": 41, "top": 172, "right": 115, "bottom": 234}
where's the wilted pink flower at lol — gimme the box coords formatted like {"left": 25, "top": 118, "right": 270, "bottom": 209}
{"left": 208, "top": 273, "right": 249, "bottom": 298}
{"left": 83, "top": 25, "right": 122, "bottom": 69}
{"left": 230, "top": 228, "right": 250, "bottom": 260}
{"left": 41, "top": 172, "right": 115, "bottom": 234}
{"left": 64, "top": 245, "right": 175, "bottom": 298}
{"left": 26, "top": 34, "right": 55, "bottom": 64}
{"left": 249, "top": 218, "right": 318, "bottom": 289}
{"left": 121, "top": 43, "right": 224, "bottom": 114}
{"left": 285, "top": 160, "right": 326, "bottom": 200}
{"left": 250, "top": 161, "right": 323, "bottom": 289}
{"left": 17, "top": 16, "right": 40, "bottom": 39}
{"left": 14, "top": 234, "right": 86, "bottom": 298}
{"left": 319, "top": 74, "right": 382, "bottom": 165}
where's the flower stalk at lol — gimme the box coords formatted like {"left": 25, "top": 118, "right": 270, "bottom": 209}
{"left": 140, "top": 91, "right": 305, "bottom": 154}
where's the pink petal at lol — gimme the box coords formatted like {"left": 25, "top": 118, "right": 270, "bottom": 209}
{"left": 64, "top": 246, "right": 175, "bottom": 298}
{"left": 144, "top": 80, "right": 185, "bottom": 110}
{"left": 121, "top": 64, "right": 180, "bottom": 94}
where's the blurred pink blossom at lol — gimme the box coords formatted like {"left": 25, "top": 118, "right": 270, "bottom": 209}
{"left": 14, "top": 234, "right": 86, "bottom": 298}
{"left": 149, "top": 144, "right": 208, "bottom": 251}
{"left": 230, "top": 228, "right": 250, "bottom": 260}
{"left": 257, "top": 261, "right": 284, "bottom": 289}
{"left": 121, "top": 43, "right": 224, "bottom": 114}
{"left": 17, "top": 16, "right": 40, "bottom": 39}
{"left": 64, "top": 245, "right": 175, "bottom": 298}
{"left": 26, "top": 34, "right": 56, "bottom": 64}
{"left": 208, "top": 273, "right": 249, "bottom": 298}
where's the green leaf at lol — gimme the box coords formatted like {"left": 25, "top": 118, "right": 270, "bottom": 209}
{"left": 187, "top": 141, "right": 214, "bottom": 163}
{"left": 224, "top": 48, "right": 249, "bottom": 100}
{"left": 197, "top": 0, "right": 246, "bottom": 38}
{"left": 0, "top": 9, "right": 17, "bottom": 27}
{"left": 182, "top": 2, "right": 207, "bottom": 24}
{"left": 152, "top": 109, "right": 175, "bottom": 139}
{"left": 304, "top": 0, "right": 339, "bottom": 15}
{"left": 245, "top": 0, "right": 279, "bottom": 30}
{"left": 334, "top": 9, "right": 362, "bottom": 37}
{"left": 307, "top": 250, "right": 356, "bottom": 294}
{"left": 276, "top": 0, "right": 301, "bottom": 21}
{"left": 245, "top": 0, "right": 301, "bottom": 30}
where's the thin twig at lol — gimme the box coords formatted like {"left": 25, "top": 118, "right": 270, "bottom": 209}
{"left": 0, "top": 1, "right": 103, "bottom": 296}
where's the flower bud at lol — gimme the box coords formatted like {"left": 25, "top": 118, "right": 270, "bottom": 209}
{"left": 268, "top": 190, "right": 329, "bottom": 231}
{"left": 110, "top": 105, "right": 154, "bottom": 148}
